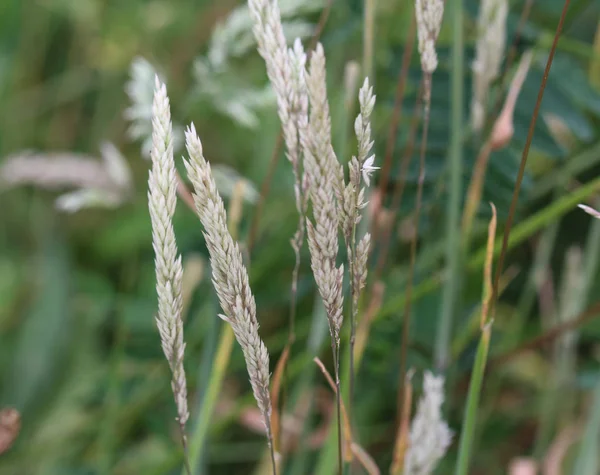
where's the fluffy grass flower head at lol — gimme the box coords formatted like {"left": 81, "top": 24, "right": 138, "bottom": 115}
{"left": 415, "top": 0, "right": 445, "bottom": 75}
{"left": 471, "top": 0, "right": 509, "bottom": 131}
{"left": 148, "top": 77, "right": 189, "bottom": 429}
{"left": 183, "top": 124, "right": 273, "bottom": 438}
{"left": 404, "top": 371, "right": 453, "bottom": 475}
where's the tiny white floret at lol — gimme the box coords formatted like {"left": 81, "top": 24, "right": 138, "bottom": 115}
{"left": 578, "top": 204, "right": 600, "bottom": 219}
{"left": 362, "top": 155, "right": 379, "bottom": 186}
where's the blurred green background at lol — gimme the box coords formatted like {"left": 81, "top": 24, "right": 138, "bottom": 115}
{"left": 1, "top": 0, "right": 600, "bottom": 473}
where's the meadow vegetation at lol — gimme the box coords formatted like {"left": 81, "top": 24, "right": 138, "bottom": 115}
{"left": 1, "top": 0, "right": 600, "bottom": 474}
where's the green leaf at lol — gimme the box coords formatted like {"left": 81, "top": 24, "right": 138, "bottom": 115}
{"left": 573, "top": 378, "right": 600, "bottom": 474}
{"left": 2, "top": 219, "right": 71, "bottom": 414}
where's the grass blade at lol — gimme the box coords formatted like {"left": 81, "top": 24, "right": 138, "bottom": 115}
{"left": 454, "top": 323, "right": 492, "bottom": 475}
{"left": 573, "top": 380, "right": 600, "bottom": 474}
{"left": 186, "top": 181, "right": 247, "bottom": 475}
{"left": 2, "top": 207, "right": 70, "bottom": 413}
{"left": 270, "top": 344, "right": 291, "bottom": 458}
{"left": 455, "top": 205, "right": 497, "bottom": 475}
{"left": 390, "top": 371, "right": 414, "bottom": 475}
{"left": 436, "top": 0, "right": 465, "bottom": 370}
{"left": 188, "top": 324, "right": 235, "bottom": 474}
{"left": 380, "top": 173, "right": 600, "bottom": 320}
{"left": 489, "top": 0, "right": 572, "bottom": 323}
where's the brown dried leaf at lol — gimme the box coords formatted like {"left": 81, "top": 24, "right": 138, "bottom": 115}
{"left": 313, "top": 357, "right": 353, "bottom": 461}
{"left": 490, "top": 50, "right": 533, "bottom": 151}
{"left": 270, "top": 344, "right": 291, "bottom": 454}
{"left": 390, "top": 371, "right": 414, "bottom": 475}
{"left": 481, "top": 203, "right": 497, "bottom": 328}
{"left": 543, "top": 424, "right": 581, "bottom": 475}
{"left": 352, "top": 442, "right": 381, "bottom": 475}
{"left": 0, "top": 408, "right": 21, "bottom": 455}
{"left": 508, "top": 457, "right": 538, "bottom": 475}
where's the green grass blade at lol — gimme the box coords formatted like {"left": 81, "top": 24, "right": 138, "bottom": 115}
{"left": 288, "top": 298, "right": 329, "bottom": 475}
{"left": 380, "top": 173, "right": 600, "bottom": 320}
{"left": 453, "top": 205, "right": 496, "bottom": 475}
{"left": 436, "top": 0, "right": 464, "bottom": 370}
{"left": 573, "top": 380, "right": 600, "bottom": 474}
{"left": 454, "top": 324, "right": 491, "bottom": 475}
{"left": 530, "top": 141, "right": 600, "bottom": 200}
{"left": 535, "top": 200, "right": 600, "bottom": 457}
{"left": 187, "top": 323, "right": 235, "bottom": 475}
{"left": 1, "top": 207, "right": 70, "bottom": 413}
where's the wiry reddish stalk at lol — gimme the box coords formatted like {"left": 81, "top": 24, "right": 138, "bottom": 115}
{"left": 372, "top": 16, "right": 417, "bottom": 245}
{"left": 374, "top": 82, "right": 424, "bottom": 281}
{"left": 490, "top": 0, "right": 571, "bottom": 319}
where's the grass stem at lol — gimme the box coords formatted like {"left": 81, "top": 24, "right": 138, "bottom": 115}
{"left": 436, "top": 0, "right": 464, "bottom": 371}
{"left": 348, "top": 235, "right": 357, "bottom": 440}
{"left": 363, "top": 0, "right": 376, "bottom": 81}
{"left": 188, "top": 325, "right": 235, "bottom": 474}
{"left": 455, "top": 206, "right": 496, "bottom": 475}
{"left": 490, "top": 0, "right": 571, "bottom": 320}
{"left": 461, "top": 140, "right": 493, "bottom": 249}
{"left": 332, "top": 343, "right": 344, "bottom": 475}
{"left": 375, "top": 83, "right": 423, "bottom": 279}
{"left": 454, "top": 324, "right": 492, "bottom": 475}
{"left": 378, "top": 171, "right": 600, "bottom": 320}
{"left": 373, "top": 14, "right": 416, "bottom": 245}
{"left": 180, "top": 431, "right": 192, "bottom": 475}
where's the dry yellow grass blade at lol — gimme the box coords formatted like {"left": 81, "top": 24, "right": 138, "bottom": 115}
{"left": 351, "top": 442, "right": 381, "bottom": 475}
{"left": 389, "top": 371, "right": 414, "bottom": 475}
{"left": 462, "top": 52, "right": 532, "bottom": 246}
{"left": 313, "top": 357, "right": 353, "bottom": 461}
{"left": 455, "top": 204, "right": 499, "bottom": 475}
{"left": 481, "top": 203, "right": 497, "bottom": 328}
{"left": 0, "top": 408, "right": 20, "bottom": 455}
{"left": 313, "top": 358, "right": 381, "bottom": 472}
{"left": 270, "top": 344, "right": 291, "bottom": 455}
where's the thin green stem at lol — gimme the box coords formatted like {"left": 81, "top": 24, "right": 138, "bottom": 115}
{"left": 97, "top": 255, "right": 139, "bottom": 474}
{"left": 363, "top": 0, "right": 376, "bottom": 81}
{"left": 266, "top": 425, "right": 278, "bottom": 475}
{"left": 489, "top": 301, "right": 600, "bottom": 369}
{"left": 530, "top": 141, "right": 600, "bottom": 200}
{"left": 379, "top": 138, "right": 600, "bottom": 303}
{"left": 436, "top": 0, "right": 464, "bottom": 371}
{"left": 573, "top": 380, "right": 600, "bottom": 474}
{"left": 287, "top": 299, "right": 329, "bottom": 475}
{"left": 188, "top": 324, "right": 235, "bottom": 475}
{"left": 380, "top": 172, "right": 600, "bottom": 321}
{"left": 180, "top": 431, "right": 192, "bottom": 475}
{"left": 348, "top": 235, "right": 357, "bottom": 433}
{"left": 97, "top": 306, "right": 126, "bottom": 474}
{"left": 491, "top": 197, "right": 600, "bottom": 374}
{"left": 454, "top": 325, "right": 492, "bottom": 475}
{"left": 332, "top": 342, "right": 344, "bottom": 475}
{"left": 289, "top": 212, "right": 304, "bottom": 343}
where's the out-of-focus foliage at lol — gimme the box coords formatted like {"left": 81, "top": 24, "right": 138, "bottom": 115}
{"left": 0, "top": 0, "right": 600, "bottom": 474}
